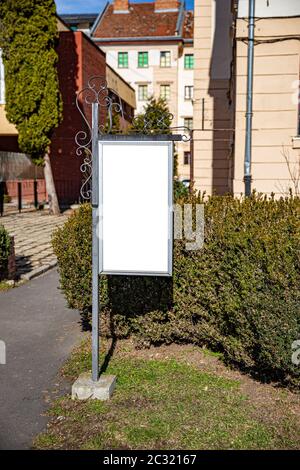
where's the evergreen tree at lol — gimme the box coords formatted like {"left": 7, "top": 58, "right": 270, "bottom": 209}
{"left": 132, "top": 97, "right": 172, "bottom": 134}
{"left": 0, "top": 0, "right": 63, "bottom": 215}
{"left": 131, "top": 96, "right": 179, "bottom": 177}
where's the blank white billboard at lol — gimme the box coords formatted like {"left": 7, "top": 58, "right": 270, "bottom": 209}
{"left": 98, "top": 140, "right": 173, "bottom": 276}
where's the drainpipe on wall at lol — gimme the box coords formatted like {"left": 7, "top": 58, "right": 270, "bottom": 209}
{"left": 244, "top": 0, "right": 255, "bottom": 196}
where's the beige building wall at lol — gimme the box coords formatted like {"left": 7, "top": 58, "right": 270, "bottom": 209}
{"left": 0, "top": 47, "right": 17, "bottom": 135}
{"left": 102, "top": 42, "right": 193, "bottom": 175}
{"left": 234, "top": 17, "right": 300, "bottom": 196}
{"left": 0, "top": 106, "right": 17, "bottom": 135}
{"left": 102, "top": 44, "right": 179, "bottom": 118}
{"left": 193, "top": 0, "right": 234, "bottom": 194}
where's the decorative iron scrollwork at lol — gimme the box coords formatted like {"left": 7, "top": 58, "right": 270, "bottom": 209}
{"left": 75, "top": 76, "right": 192, "bottom": 200}
{"left": 75, "top": 76, "right": 123, "bottom": 200}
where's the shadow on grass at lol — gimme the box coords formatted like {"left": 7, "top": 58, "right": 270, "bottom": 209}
{"left": 100, "top": 275, "right": 173, "bottom": 373}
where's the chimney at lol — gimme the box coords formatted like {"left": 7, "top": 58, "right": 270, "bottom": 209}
{"left": 155, "top": 0, "right": 180, "bottom": 11}
{"left": 113, "top": 0, "right": 129, "bottom": 13}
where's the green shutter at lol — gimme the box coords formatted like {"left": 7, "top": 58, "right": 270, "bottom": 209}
{"left": 118, "top": 52, "right": 128, "bottom": 68}
{"left": 184, "top": 54, "right": 194, "bottom": 69}
{"left": 138, "top": 52, "right": 148, "bottom": 68}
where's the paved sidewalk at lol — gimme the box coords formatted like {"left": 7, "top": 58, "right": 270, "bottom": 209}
{"left": 0, "top": 269, "right": 85, "bottom": 449}
{"left": 0, "top": 211, "right": 69, "bottom": 279}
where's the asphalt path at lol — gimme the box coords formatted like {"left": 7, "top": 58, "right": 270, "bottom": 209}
{"left": 0, "top": 269, "right": 84, "bottom": 449}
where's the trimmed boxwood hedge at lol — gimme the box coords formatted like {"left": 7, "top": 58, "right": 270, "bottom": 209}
{"left": 0, "top": 225, "right": 11, "bottom": 280}
{"left": 52, "top": 194, "right": 300, "bottom": 386}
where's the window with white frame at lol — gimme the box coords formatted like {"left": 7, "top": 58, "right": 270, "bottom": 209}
{"left": 160, "top": 84, "right": 170, "bottom": 101}
{"left": 184, "top": 85, "right": 193, "bottom": 101}
{"left": 0, "top": 50, "right": 5, "bottom": 104}
{"left": 184, "top": 117, "right": 193, "bottom": 130}
{"left": 184, "top": 151, "right": 191, "bottom": 165}
{"left": 138, "top": 84, "right": 148, "bottom": 101}
{"left": 160, "top": 51, "right": 171, "bottom": 67}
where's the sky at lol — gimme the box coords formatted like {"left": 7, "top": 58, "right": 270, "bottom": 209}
{"left": 55, "top": 0, "right": 194, "bottom": 14}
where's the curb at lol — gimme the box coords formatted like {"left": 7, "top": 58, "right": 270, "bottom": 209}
{"left": 20, "top": 260, "right": 58, "bottom": 281}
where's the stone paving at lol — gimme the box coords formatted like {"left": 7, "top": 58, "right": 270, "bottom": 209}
{"left": 0, "top": 210, "right": 69, "bottom": 279}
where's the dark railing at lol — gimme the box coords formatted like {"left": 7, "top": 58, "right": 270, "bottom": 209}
{"left": 0, "top": 179, "right": 46, "bottom": 217}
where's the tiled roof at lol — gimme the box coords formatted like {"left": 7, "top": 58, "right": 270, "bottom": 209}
{"left": 92, "top": 3, "right": 193, "bottom": 40}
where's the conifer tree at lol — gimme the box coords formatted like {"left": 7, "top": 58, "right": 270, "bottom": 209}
{"left": 0, "top": 0, "right": 63, "bottom": 214}
{"left": 132, "top": 97, "right": 172, "bottom": 134}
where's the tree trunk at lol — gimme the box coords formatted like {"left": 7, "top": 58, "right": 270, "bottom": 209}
{"left": 44, "top": 151, "right": 60, "bottom": 215}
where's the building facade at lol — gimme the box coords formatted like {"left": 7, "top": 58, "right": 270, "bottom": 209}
{"left": 0, "top": 17, "right": 136, "bottom": 206}
{"left": 234, "top": 0, "right": 300, "bottom": 195}
{"left": 193, "top": 0, "right": 300, "bottom": 196}
{"left": 90, "top": 0, "right": 194, "bottom": 180}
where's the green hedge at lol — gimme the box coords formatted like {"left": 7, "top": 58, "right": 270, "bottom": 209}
{"left": 52, "top": 195, "right": 300, "bottom": 386}
{"left": 0, "top": 225, "right": 11, "bottom": 280}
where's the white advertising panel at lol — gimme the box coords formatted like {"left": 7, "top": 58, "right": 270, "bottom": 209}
{"left": 98, "top": 140, "right": 173, "bottom": 276}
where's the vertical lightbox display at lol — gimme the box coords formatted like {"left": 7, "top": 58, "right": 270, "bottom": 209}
{"left": 98, "top": 140, "right": 173, "bottom": 276}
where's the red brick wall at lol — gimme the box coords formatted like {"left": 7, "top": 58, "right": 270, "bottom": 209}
{"left": 81, "top": 33, "right": 107, "bottom": 131}
{"left": 0, "top": 31, "right": 106, "bottom": 206}
{"left": 49, "top": 31, "right": 82, "bottom": 205}
{"left": 5, "top": 179, "right": 46, "bottom": 204}
{"left": 49, "top": 31, "right": 106, "bottom": 205}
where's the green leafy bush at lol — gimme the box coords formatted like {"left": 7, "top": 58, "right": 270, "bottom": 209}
{"left": 173, "top": 180, "right": 189, "bottom": 201}
{"left": 52, "top": 195, "right": 300, "bottom": 386}
{"left": 0, "top": 225, "right": 11, "bottom": 280}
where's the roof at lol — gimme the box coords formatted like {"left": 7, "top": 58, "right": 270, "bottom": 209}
{"left": 92, "top": 2, "right": 193, "bottom": 41}
{"left": 60, "top": 13, "right": 98, "bottom": 24}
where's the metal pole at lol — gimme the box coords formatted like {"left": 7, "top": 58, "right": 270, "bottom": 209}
{"left": 0, "top": 181, "right": 4, "bottom": 217}
{"left": 244, "top": 0, "right": 255, "bottom": 196}
{"left": 189, "top": 130, "right": 194, "bottom": 191}
{"left": 91, "top": 102, "right": 99, "bottom": 382}
{"left": 34, "top": 180, "right": 38, "bottom": 209}
{"left": 18, "top": 181, "right": 22, "bottom": 213}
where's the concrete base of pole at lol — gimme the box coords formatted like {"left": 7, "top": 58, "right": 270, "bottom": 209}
{"left": 72, "top": 372, "right": 116, "bottom": 400}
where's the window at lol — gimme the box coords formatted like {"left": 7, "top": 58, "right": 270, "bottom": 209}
{"left": 0, "top": 50, "right": 4, "bottom": 104}
{"left": 160, "top": 84, "right": 170, "bottom": 101}
{"left": 118, "top": 52, "right": 128, "bottom": 68}
{"left": 160, "top": 51, "right": 171, "bottom": 67}
{"left": 138, "top": 84, "right": 148, "bottom": 101}
{"left": 184, "top": 151, "right": 191, "bottom": 165}
{"left": 184, "top": 86, "right": 193, "bottom": 100}
{"left": 184, "top": 54, "right": 194, "bottom": 69}
{"left": 138, "top": 51, "right": 148, "bottom": 68}
{"left": 184, "top": 117, "right": 193, "bottom": 130}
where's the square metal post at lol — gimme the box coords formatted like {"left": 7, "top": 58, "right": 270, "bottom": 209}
{"left": 91, "top": 102, "right": 99, "bottom": 382}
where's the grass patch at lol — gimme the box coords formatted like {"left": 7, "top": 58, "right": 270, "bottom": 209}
{"left": 0, "top": 280, "right": 13, "bottom": 291}
{"left": 34, "top": 340, "right": 300, "bottom": 450}
{"left": 0, "top": 279, "right": 25, "bottom": 292}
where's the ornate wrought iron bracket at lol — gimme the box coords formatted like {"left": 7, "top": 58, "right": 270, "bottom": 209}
{"left": 75, "top": 76, "right": 191, "bottom": 201}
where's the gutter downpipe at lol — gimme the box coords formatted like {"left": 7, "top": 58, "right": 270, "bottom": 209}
{"left": 244, "top": 0, "right": 255, "bottom": 196}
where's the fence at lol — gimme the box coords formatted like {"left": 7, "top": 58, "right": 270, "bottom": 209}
{"left": 0, "top": 179, "right": 47, "bottom": 216}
